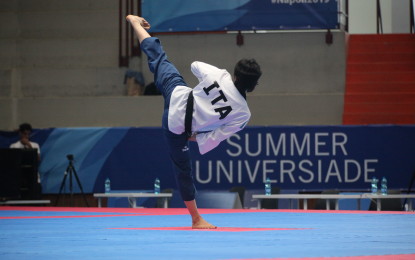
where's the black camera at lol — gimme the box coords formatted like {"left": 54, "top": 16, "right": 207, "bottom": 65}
{"left": 66, "top": 154, "right": 74, "bottom": 161}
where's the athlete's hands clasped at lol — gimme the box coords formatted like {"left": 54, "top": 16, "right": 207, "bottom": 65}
{"left": 126, "top": 15, "right": 151, "bottom": 30}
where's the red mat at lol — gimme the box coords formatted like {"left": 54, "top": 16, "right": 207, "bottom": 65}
{"left": 109, "top": 227, "right": 311, "bottom": 232}
{"left": 234, "top": 254, "right": 415, "bottom": 260}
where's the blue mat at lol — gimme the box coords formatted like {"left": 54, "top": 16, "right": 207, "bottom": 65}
{"left": 1, "top": 207, "right": 415, "bottom": 260}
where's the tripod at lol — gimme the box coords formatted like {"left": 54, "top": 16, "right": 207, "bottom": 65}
{"left": 55, "top": 155, "right": 89, "bottom": 207}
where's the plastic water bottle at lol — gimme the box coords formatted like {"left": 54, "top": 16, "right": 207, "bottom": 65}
{"left": 154, "top": 178, "right": 160, "bottom": 194}
{"left": 381, "top": 177, "right": 388, "bottom": 195}
{"left": 105, "top": 178, "right": 111, "bottom": 193}
{"left": 265, "top": 177, "right": 271, "bottom": 195}
{"left": 371, "top": 177, "right": 378, "bottom": 194}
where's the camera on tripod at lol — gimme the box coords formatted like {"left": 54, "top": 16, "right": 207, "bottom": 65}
{"left": 56, "top": 154, "right": 89, "bottom": 207}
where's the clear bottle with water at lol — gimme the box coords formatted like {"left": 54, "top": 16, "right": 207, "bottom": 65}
{"left": 105, "top": 178, "right": 111, "bottom": 193}
{"left": 265, "top": 177, "right": 271, "bottom": 195}
{"left": 381, "top": 177, "right": 388, "bottom": 195}
{"left": 371, "top": 177, "right": 378, "bottom": 194}
{"left": 154, "top": 178, "right": 160, "bottom": 194}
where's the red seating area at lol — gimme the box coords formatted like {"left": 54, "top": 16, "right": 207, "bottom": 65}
{"left": 343, "top": 34, "right": 415, "bottom": 125}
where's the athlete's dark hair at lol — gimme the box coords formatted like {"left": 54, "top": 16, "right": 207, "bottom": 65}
{"left": 19, "top": 123, "right": 32, "bottom": 133}
{"left": 233, "top": 59, "right": 262, "bottom": 93}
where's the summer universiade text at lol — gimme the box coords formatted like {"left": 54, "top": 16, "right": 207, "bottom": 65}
{"left": 193, "top": 132, "right": 379, "bottom": 185}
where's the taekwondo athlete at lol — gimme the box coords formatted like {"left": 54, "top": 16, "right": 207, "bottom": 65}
{"left": 126, "top": 15, "right": 262, "bottom": 229}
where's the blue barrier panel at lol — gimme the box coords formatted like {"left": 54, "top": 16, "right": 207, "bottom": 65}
{"left": 142, "top": 0, "right": 339, "bottom": 32}
{"left": 1, "top": 125, "right": 414, "bottom": 194}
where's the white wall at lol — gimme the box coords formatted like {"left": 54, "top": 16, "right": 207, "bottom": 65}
{"left": 391, "top": 0, "right": 412, "bottom": 33}
{"left": 0, "top": 0, "right": 347, "bottom": 130}
{"left": 6, "top": 0, "right": 411, "bottom": 130}
{"left": 348, "top": 0, "right": 411, "bottom": 34}
{"left": 0, "top": 32, "right": 346, "bottom": 129}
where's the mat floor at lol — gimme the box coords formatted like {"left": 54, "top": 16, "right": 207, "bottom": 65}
{"left": 1, "top": 207, "right": 415, "bottom": 260}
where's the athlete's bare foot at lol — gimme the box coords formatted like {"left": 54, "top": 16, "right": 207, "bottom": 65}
{"left": 125, "top": 15, "right": 151, "bottom": 30}
{"left": 192, "top": 216, "right": 217, "bottom": 229}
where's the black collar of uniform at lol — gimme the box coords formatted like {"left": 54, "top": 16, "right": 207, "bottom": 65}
{"left": 236, "top": 86, "right": 246, "bottom": 100}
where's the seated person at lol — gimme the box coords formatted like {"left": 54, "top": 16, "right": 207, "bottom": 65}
{"left": 10, "top": 123, "right": 41, "bottom": 184}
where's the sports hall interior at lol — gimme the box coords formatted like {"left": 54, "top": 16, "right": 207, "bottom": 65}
{"left": 0, "top": 1, "right": 415, "bottom": 259}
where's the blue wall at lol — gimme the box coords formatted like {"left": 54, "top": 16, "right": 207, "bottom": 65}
{"left": 1, "top": 125, "right": 414, "bottom": 194}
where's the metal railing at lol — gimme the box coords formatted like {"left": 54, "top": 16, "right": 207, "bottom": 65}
{"left": 119, "top": 0, "right": 141, "bottom": 67}
{"left": 411, "top": 0, "right": 415, "bottom": 33}
{"left": 376, "top": 0, "right": 383, "bottom": 34}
